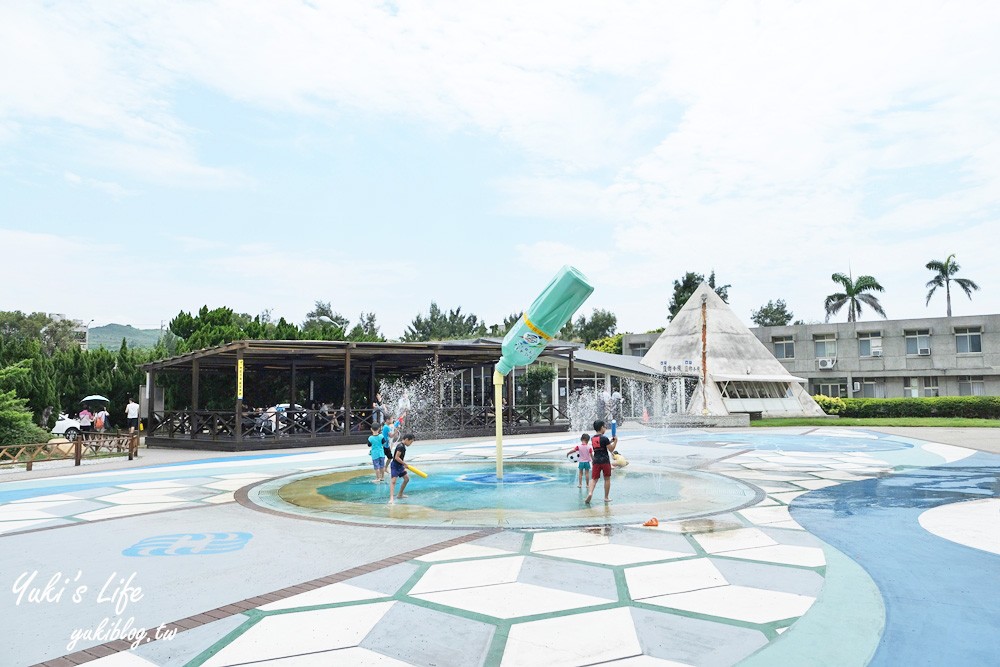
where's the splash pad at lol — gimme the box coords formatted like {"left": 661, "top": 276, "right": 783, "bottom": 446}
{"left": 247, "top": 457, "right": 761, "bottom": 529}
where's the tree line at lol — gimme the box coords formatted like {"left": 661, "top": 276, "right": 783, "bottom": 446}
{"left": 0, "top": 254, "right": 980, "bottom": 443}
{"left": 695, "top": 254, "right": 979, "bottom": 327}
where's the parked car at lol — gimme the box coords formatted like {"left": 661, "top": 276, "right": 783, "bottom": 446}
{"left": 51, "top": 413, "right": 81, "bottom": 441}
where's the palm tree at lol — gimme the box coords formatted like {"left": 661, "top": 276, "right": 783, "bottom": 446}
{"left": 925, "top": 254, "right": 979, "bottom": 317}
{"left": 824, "top": 272, "right": 887, "bottom": 322}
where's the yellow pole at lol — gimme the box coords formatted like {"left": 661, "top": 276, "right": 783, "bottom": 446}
{"left": 494, "top": 370, "right": 504, "bottom": 480}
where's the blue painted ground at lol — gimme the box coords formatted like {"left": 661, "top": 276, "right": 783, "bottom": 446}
{"left": 654, "top": 430, "right": 913, "bottom": 452}
{"left": 790, "top": 453, "right": 1000, "bottom": 666}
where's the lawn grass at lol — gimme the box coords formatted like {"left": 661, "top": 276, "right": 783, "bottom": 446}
{"left": 752, "top": 417, "right": 1000, "bottom": 428}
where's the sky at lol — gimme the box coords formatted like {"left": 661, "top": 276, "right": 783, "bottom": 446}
{"left": 2, "top": 1, "right": 999, "bottom": 339}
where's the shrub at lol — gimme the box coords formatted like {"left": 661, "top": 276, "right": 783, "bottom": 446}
{"left": 587, "top": 333, "right": 624, "bottom": 355}
{"left": 840, "top": 396, "right": 1000, "bottom": 419}
{"left": 812, "top": 394, "right": 847, "bottom": 415}
{"left": 0, "top": 389, "right": 50, "bottom": 446}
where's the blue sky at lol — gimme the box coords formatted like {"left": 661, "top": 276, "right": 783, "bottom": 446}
{"left": 2, "top": 1, "right": 999, "bottom": 338}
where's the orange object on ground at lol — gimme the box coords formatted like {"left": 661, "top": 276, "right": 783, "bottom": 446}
{"left": 643, "top": 517, "right": 659, "bottom": 527}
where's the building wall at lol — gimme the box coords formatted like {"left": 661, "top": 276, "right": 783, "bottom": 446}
{"left": 622, "top": 333, "right": 659, "bottom": 358}
{"left": 750, "top": 314, "right": 1000, "bottom": 398}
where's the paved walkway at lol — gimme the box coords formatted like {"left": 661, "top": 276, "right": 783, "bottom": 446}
{"left": 2, "top": 427, "right": 998, "bottom": 666}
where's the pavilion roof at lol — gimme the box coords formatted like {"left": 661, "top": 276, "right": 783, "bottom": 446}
{"left": 140, "top": 339, "right": 575, "bottom": 374}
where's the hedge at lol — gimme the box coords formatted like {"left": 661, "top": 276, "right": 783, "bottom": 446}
{"left": 812, "top": 394, "right": 846, "bottom": 415}
{"left": 837, "top": 396, "right": 1000, "bottom": 419}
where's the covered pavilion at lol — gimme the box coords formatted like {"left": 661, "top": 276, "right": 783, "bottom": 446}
{"left": 140, "top": 339, "right": 581, "bottom": 450}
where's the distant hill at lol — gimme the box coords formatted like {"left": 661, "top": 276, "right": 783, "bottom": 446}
{"left": 88, "top": 324, "right": 161, "bottom": 350}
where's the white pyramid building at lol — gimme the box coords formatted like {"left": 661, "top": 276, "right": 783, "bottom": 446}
{"left": 640, "top": 283, "right": 825, "bottom": 418}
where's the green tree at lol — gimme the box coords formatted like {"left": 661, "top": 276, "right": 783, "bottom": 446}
{"left": 824, "top": 273, "right": 887, "bottom": 322}
{"left": 522, "top": 364, "right": 557, "bottom": 406}
{"left": 925, "top": 254, "right": 979, "bottom": 317}
{"left": 402, "top": 303, "right": 487, "bottom": 341}
{"left": 301, "top": 301, "right": 349, "bottom": 340}
{"left": 169, "top": 306, "right": 303, "bottom": 352}
{"left": 487, "top": 313, "right": 522, "bottom": 337}
{"left": 668, "top": 271, "right": 730, "bottom": 321}
{"left": 0, "top": 360, "right": 50, "bottom": 446}
{"left": 587, "top": 333, "right": 625, "bottom": 355}
{"left": 751, "top": 299, "right": 795, "bottom": 326}
{"left": 0, "top": 311, "right": 84, "bottom": 354}
{"left": 559, "top": 308, "right": 617, "bottom": 344}
{"left": 0, "top": 311, "right": 51, "bottom": 342}
{"left": 347, "top": 312, "right": 385, "bottom": 342}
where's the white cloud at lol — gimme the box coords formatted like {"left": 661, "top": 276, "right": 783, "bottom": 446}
{"left": 3, "top": 1, "right": 1000, "bottom": 334}
{"left": 64, "top": 171, "right": 133, "bottom": 199}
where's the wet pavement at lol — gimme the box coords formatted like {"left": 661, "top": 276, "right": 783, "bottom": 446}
{"left": 2, "top": 426, "right": 998, "bottom": 666}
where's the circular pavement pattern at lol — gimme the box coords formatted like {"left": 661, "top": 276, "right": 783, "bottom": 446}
{"left": 248, "top": 460, "right": 763, "bottom": 528}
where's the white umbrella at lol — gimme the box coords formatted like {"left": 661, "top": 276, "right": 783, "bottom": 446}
{"left": 80, "top": 395, "right": 111, "bottom": 402}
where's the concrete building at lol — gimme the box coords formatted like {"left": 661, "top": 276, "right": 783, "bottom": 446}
{"left": 48, "top": 313, "right": 90, "bottom": 350}
{"left": 625, "top": 313, "right": 1000, "bottom": 399}
{"left": 749, "top": 314, "right": 1000, "bottom": 399}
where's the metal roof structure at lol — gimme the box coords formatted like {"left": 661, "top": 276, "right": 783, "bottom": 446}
{"left": 141, "top": 339, "right": 582, "bottom": 374}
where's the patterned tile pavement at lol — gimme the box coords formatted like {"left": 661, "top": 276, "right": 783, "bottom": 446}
{"left": 2, "top": 427, "right": 997, "bottom": 666}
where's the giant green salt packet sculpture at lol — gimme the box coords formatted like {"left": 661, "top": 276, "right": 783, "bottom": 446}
{"left": 493, "top": 265, "right": 594, "bottom": 477}
{"left": 495, "top": 265, "right": 595, "bottom": 375}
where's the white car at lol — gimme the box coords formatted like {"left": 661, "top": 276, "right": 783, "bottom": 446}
{"left": 51, "top": 413, "right": 81, "bottom": 441}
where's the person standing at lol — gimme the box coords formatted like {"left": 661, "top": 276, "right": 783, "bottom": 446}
{"left": 125, "top": 397, "right": 140, "bottom": 434}
{"left": 367, "top": 423, "right": 386, "bottom": 483}
{"left": 78, "top": 407, "right": 93, "bottom": 433}
{"left": 389, "top": 434, "right": 415, "bottom": 504}
{"left": 381, "top": 415, "right": 396, "bottom": 462}
{"left": 566, "top": 433, "right": 593, "bottom": 488}
{"left": 372, "top": 391, "right": 386, "bottom": 425}
{"left": 585, "top": 420, "right": 617, "bottom": 504}
{"left": 95, "top": 406, "right": 110, "bottom": 432}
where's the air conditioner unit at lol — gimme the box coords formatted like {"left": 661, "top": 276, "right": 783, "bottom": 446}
{"left": 818, "top": 358, "right": 835, "bottom": 370}
{"left": 918, "top": 348, "right": 931, "bottom": 356}
{"left": 871, "top": 349, "right": 883, "bottom": 357}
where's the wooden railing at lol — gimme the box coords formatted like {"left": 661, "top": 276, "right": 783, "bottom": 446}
{"left": 149, "top": 404, "right": 571, "bottom": 441}
{"left": 0, "top": 432, "right": 139, "bottom": 471}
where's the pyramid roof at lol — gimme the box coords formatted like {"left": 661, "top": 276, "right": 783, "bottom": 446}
{"left": 640, "top": 283, "right": 805, "bottom": 382}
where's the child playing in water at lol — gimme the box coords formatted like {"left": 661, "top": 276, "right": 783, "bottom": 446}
{"left": 567, "top": 433, "right": 593, "bottom": 488}
{"left": 389, "top": 433, "right": 415, "bottom": 504}
{"left": 368, "top": 423, "right": 386, "bottom": 483}
{"left": 585, "top": 420, "right": 617, "bottom": 504}
{"left": 381, "top": 414, "right": 396, "bottom": 462}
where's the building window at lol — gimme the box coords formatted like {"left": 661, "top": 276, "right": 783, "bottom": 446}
{"left": 955, "top": 327, "right": 982, "bottom": 354}
{"left": 719, "top": 381, "right": 790, "bottom": 399}
{"left": 814, "top": 334, "right": 837, "bottom": 358}
{"left": 813, "top": 380, "right": 847, "bottom": 398}
{"left": 858, "top": 378, "right": 886, "bottom": 398}
{"left": 905, "top": 330, "right": 931, "bottom": 355}
{"left": 903, "top": 377, "right": 939, "bottom": 398}
{"left": 858, "top": 331, "right": 882, "bottom": 357}
{"left": 772, "top": 336, "right": 794, "bottom": 359}
{"left": 958, "top": 375, "right": 985, "bottom": 396}
{"left": 628, "top": 343, "right": 648, "bottom": 357}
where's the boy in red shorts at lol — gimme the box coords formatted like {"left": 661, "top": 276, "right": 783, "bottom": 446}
{"left": 585, "top": 420, "right": 617, "bottom": 504}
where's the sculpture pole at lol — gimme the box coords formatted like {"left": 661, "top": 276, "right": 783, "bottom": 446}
{"left": 493, "top": 266, "right": 594, "bottom": 480}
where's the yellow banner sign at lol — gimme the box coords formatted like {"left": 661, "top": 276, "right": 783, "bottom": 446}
{"left": 237, "top": 359, "right": 244, "bottom": 399}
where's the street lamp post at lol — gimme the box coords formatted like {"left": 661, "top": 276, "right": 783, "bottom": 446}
{"left": 85, "top": 319, "right": 95, "bottom": 350}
